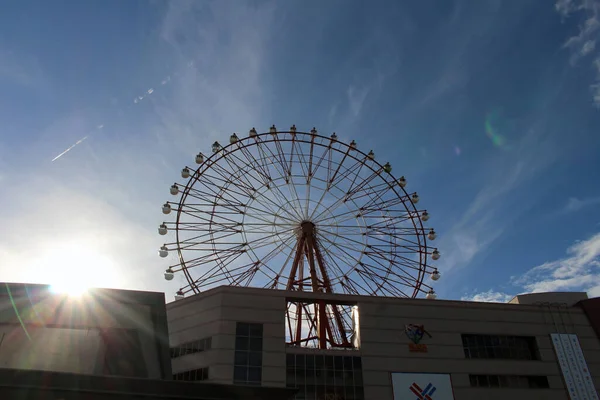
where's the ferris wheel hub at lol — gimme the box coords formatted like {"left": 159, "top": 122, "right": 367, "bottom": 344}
{"left": 300, "top": 221, "right": 316, "bottom": 235}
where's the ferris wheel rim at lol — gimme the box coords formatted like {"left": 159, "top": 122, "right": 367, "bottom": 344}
{"left": 166, "top": 129, "right": 434, "bottom": 297}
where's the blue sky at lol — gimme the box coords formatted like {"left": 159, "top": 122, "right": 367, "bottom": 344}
{"left": 1, "top": 0, "right": 600, "bottom": 302}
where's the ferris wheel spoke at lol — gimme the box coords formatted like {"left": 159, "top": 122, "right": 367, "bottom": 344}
{"left": 196, "top": 168, "right": 257, "bottom": 200}
{"left": 189, "top": 252, "right": 247, "bottom": 284}
{"left": 252, "top": 137, "right": 279, "bottom": 181}
{"left": 357, "top": 262, "right": 413, "bottom": 296}
{"left": 360, "top": 256, "right": 417, "bottom": 287}
{"left": 237, "top": 143, "right": 273, "bottom": 187}
{"left": 286, "top": 140, "right": 311, "bottom": 218}
{"left": 253, "top": 146, "right": 294, "bottom": 209}
{"left": 313, "top": 159, "right": 366, "bottom": 220}
{"left": 317, "top": 235, "right": 364, "bottom": 273}
{"left": 273, "top": 135, "right": 293, "bottom": 178}
{"left": 309, "top": 141, "right": 333, "bottom": 184}
{"left": 345, "top": 170, "right": 387, "bottom": 206}
{"left": 326, "top": 144, "right": 352, "bottom": 190}
{"left": 317, "top": 228, "right": 370, "bottom": 250}
{"left": 216, "top": 151, "right": 263, "bottom": 193}
{"left": 352, "top": 268, "right": 382, "bottom": 295}
{"left": 286, "top": 172, "right": 308, "bottom": 220}
{"left": 255, "top": 137, "right": 289, "bottom": 182}
{"left": 292, "top": 137, "right": 310, "bottom": 181}
{"left": 268, "top": 237, "right": 303, "bottom": 288}
{"left": 364, "top": 250, "right": 424, "bottom": 273}
{"left": 316, "top": 244, "right": 349, "bottom": 282}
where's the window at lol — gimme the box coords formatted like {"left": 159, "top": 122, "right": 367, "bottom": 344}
{"left": 234, "top": 322, "right": 263, "bottom": 386}
{"left": 287, "top": 354, "right": 364, "bottom": 400}
{"left": 469, "top": 375, "right": 549, "bottom": 389}
{"left": 173, "top": 367, "right": 209, "bottom": 382}
{"left": 170, "top": 337, "right": 212, "bottom": 358}
{"left": 462, "top": 334, "right": 539, "bottom": 360}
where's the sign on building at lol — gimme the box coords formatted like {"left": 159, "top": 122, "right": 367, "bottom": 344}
{"left": 551, "top": 333, "right": 598, "bottom": 400}
{"left": 391, "top": 372, "right": 455, "bottom": 400}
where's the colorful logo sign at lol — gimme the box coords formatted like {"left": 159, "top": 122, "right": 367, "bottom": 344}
{"left": 409, "top": 382, "right": 436, "bottom": 400}
{"left": 405, "top": 324, "right": 432, "bottom": 344}
{"left": 391, "top": 373, "right": 455, "bottom": 400}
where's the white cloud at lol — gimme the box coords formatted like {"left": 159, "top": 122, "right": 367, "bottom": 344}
{"left": 462, "top": 290, "right": 514, "bottom": 303}
{"left": 514, "top": 232, "right": 600, "bottom": 295}
{"left": 565, "top": 195, "right": 600, "bottom": 212}
{"left": 468, "top": 232, "right": 600, "bottom": 302}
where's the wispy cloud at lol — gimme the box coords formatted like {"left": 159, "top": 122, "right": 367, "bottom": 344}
{"left": 465, "top": 231, "right": 600, "bottom": 301}
{"left": 157, "top": 0, "right": 276, "bottom": 151}
{"left": 556, "top": 0, "right": 600, "bottom": 105}
{"left": 0, "top": 48, "right": 46, "bottom": 88}
{"left": 347, "top": 85, "right": 370, "bottom": 117}
{"left": 439, "top": 126, "right": 558, "bottom": 272}
{"left": 565, "top": 195, "right": 600, "bottom": 212}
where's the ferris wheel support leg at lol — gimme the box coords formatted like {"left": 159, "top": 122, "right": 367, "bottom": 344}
{"left": 318, "top": 300, "right": 327, "bottom": 350}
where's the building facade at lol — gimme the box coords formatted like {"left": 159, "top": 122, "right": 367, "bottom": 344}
{"left": 166, "top": 286, "right": 600, "bottom": 400}
{"left": 0, "top": 282, "right": 296, "bottom": 400}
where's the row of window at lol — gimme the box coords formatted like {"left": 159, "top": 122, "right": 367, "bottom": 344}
{"left": 470, "top": 374, "right": 549, "bottom": 389}
{"left": 170, "top": 337, "right": 212, "bottom": 358}
{"left": 462, "top": 334, "right": 539, "bottom": 360}
{"left": 173, "top": 367, "right": 209, "bottom": 382}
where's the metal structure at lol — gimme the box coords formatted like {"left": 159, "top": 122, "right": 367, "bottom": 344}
{"left": 158, "top": 125, "right": 441, "bottom": 349}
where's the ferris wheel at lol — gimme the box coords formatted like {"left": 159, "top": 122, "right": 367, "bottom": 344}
{"left": 158, "top": 125, "right": 441, "bottom": 349}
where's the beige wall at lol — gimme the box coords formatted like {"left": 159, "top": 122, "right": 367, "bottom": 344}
{"left": 166, "top": 286, "right": 600, "bottom": 399}
{"left": 167, "top": 289, "right": 287, "bottom": 386}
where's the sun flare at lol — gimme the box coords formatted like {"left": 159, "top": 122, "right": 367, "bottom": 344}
{"left": 30, "top": 240, "right": 121, "bottom": 295}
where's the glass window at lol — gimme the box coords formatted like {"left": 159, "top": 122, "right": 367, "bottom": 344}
{"left": 461, "top": 334, "right": 539, "bottom": 360}
{"left": 236, "top": 322, "right": 250, "bottom": 336}
{"left": 469, "top": 375, "right": 549, "bottom": 389}
{"left": 170, "top": 336, "right": 212, "bottom": 358}
{"left": 287, "top": 354, "right": 364, "bottom": 400}
{"left": 234, "top": 322, "right": 263, "bottom": 386}
{"left": 248, "top": 351, "right": 262, "bottom": 367}
{"left": 249, "top": 323, "right": 263, "bottom": 337}
{"left": 249, "top": 337, "right": 263, "bottom": 351}
{"left": 173, "top": 367, "right": 209, "bottom": 382}
{"left": 234, "top": 366, "right": 247, "bottom": 381}
{"left": 234, "top": 351, "right": 248, "bottom": 366}
{"left": 248, "top": 366, "right": 262, "bottom": 383}
{"left": 235, "top": 336, "right": 249, "bottom": 351}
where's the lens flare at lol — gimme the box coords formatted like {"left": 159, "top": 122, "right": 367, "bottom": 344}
{"left": 484, "top": 111, "right": 508, "bottom": 149}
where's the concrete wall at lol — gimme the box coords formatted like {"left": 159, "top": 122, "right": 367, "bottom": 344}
{"left": 0, "top": 283, "right": 171, "bottom": 379}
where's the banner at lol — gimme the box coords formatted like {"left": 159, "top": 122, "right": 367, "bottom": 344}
{"left": 391, "top": 373, "right": 455, "bottom": 400}
{"left": 551, "top": 333, "right": 598, "bottom": 400}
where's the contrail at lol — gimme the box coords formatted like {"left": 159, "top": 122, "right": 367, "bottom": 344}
{"left": 51, "top": 136, "right": 89, "bottom": 162}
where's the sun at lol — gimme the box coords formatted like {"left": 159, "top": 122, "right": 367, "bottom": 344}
{"left": 50, "top": 281, "right": 90, "bottom": 297}
{"left": 29, "top": 240, "right": 121, "bottom": 296}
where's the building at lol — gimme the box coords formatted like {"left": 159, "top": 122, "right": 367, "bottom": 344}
{"left": 167, "top": 285, "right": 600, "bottom": 400}
{"left": 0, "top": 282, "right": 295, "bottom": 399}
